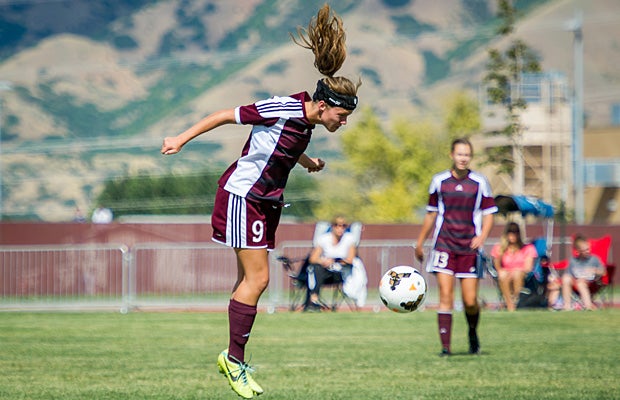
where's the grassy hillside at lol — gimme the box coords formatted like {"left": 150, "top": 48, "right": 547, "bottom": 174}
{"left": 3, "top": 0, "right": 618, "bottom": 221}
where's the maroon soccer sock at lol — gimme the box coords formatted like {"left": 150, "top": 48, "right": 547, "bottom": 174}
{"left": 228, "top": 299, "right": 257, "bottom": 363}
{"left": 438, "top": 311, "right": 453, "bottom": 352}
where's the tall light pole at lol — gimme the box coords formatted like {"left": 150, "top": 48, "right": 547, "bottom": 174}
{"left": 566, "top": 10, "right": 585, "bottom": 224}
{"left": 0, "top": 80, "right": 13, "bottom": 222}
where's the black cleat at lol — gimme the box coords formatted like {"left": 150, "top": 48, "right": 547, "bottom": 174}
{"left": 303, "top": 302, "right": 322, "bottom": 312}
{"left": 469, "top": 330, "right": 480, "bottom": 354}
{"left": 439, "top": 348, "right": 451, "bottom": 357}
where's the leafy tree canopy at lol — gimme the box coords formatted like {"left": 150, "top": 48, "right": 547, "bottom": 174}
{"left": 313, "top": 107, "right": 451, "bottom": 223}
{"left": 482, "top": 0, "right": 542, "bottom": 174}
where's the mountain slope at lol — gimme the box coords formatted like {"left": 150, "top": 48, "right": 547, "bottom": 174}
{"left": 0, "top": 0, "right": 618, "bottom": 221}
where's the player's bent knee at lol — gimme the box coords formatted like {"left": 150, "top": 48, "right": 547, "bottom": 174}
{"left": 251, "top": 276, "right": 269, "bottom": 293}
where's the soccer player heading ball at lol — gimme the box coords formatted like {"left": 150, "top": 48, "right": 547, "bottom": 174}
{"left": 161, "top": 4, "right": 360, "bottom": 399}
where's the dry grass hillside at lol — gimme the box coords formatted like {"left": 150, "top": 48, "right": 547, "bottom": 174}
{"left": 0, "top": 0, "right": 618, "bottom": 221}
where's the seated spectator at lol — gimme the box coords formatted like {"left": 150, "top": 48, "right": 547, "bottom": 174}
{"left": 490, "top": 222, "right": 538, "bottom": 311}
{"left": 305, "top": 216, "right": 357, "bottom": 311}
{"left": 561, "top": 235, "right": 606, "bottom": 311}
{"left": 73, "top": 207, "right": 86, "bottom": 223}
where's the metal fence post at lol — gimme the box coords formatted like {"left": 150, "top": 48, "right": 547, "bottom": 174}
{"left": 121, "top": 245, "right": 131, "bottom": 314}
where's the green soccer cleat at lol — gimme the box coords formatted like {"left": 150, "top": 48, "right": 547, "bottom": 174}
{"left": 245, "top": 367, "right": 264, "bottom": 395}
{"left": 217, "top": 350, "right": 264, "bottom": 398}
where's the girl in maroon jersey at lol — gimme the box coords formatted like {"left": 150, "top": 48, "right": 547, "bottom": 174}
{"left": 161, "top": 5, "right": 360, "bottom": 398}
{"left": 415, "top": 138, "right": 497, "bottom": 356}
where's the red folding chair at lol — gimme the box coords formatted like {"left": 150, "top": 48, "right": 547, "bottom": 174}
{"left": 552, "top": 235, "right": 615, "bottom": 308}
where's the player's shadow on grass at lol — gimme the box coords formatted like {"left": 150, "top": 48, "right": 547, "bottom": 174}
{"left": 441, "top": 351, "right": 489, "bottom": 358}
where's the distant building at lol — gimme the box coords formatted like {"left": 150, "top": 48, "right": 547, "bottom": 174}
{"left": 477, "top": 72, "right": 620, "bottom": 224}
{"left": 583, "top": 126, "right": 620, "bottom": 224}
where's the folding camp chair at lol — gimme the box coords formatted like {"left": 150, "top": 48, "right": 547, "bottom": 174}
{"left": 276, "top": 221, "right": 366, "bottom": 311}
{"left": 483, "top": 238, "right": 550, "bottom": 309}
{"left": 276, "top": 255, "right": 351, "bottom": 312}
{"left": 517, "top": 238, "right": 551, "bottom": 309}
{"left": 552, "top": 235, "right": 615, "bottom": 308}
{"left": 491, "top": 194, "right": 555, "bottom": 309}
{"left": 276, "top": 255, "right": 311, "bottom": 312}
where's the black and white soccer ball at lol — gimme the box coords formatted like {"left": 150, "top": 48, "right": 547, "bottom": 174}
{"left": 379, "top": 265, "right": 427, "bottom": 313}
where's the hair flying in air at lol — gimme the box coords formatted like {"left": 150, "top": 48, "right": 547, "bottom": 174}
{"left": 291, "top": 3, "right": 361, "bottom": 110}
{"left": 291, "top": 3, "right": 347, "bottom": 77}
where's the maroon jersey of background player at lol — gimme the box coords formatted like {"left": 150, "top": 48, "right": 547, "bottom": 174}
{"left": 426, "top": 169, "right": 497, "bottom": 255}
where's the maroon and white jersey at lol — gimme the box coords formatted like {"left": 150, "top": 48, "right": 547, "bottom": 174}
{"left": 218, "top": 92, "right": 314, "bottom": 202}
{"left": 426, "top": 169, "right": 497, "bottom": 255}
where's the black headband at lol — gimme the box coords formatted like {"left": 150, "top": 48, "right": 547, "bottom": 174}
{"left": 312, "top": 79, "right": 358, "bottom": 111}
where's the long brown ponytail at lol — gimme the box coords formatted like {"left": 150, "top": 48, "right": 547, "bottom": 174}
{"left": 291, "top": 4, "right": 361, "bottom": 103}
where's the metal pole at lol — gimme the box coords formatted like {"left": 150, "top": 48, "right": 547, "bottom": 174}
{"left": 571, "top": 11, "right": 585, "bottom": 224}
{"left": 0, "top": 92, "right": 2, "bottom": 221}
{"left": 0, "top": 81, "right": 13, "bottom": 222}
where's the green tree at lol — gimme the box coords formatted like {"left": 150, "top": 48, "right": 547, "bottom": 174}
{"left": 313, "top": 107, "right": 449, "bottom": 223}
{"left": 483, "top": 0, "right": 542, "bottom": 180}
{"left": 443, "top": 91, "right": 481, "bottom": 140}
{"left": 280, "top": 168, "right": 323, "bottom": 221}
{"left": 95, "top": 169, "right": 320, "bottom": 220}
{"left": 96, "top": 171, "right": 219, "bottom": 218}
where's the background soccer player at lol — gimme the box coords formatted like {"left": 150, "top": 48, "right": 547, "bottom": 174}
{"left": 415, "top": 138, "right": 497, "bottom": 356}
{"left": 161, "top": 5, "right": 360, "bottom": 398}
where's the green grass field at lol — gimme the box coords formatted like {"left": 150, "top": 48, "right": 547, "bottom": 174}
{"left": 1, "top": 309, "right": 618, "bottom": 399}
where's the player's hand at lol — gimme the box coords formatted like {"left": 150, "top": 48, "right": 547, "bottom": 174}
{"left": 415, "top": 247, "right": 424, "bottom": 262}
{"left": 306, "top": 157, "right": 325, "bottom": 173}
{"left": 161, "top": 137, "right": 183, "bottom": 155}
{"left": 470, "top": 236, "right": 484, "bottom": 250}
{"left": 322, "top": 257, "right": 334, "bottom": 267}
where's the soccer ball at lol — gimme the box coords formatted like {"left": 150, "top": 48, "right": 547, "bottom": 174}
{"left": 379, "top": 265, "right": 427, "bottom": 313}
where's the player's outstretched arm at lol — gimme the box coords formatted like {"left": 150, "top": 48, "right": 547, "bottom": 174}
{"left": 297, "top": 153, "right": 325, "bottom": 173}
{"left": 161, "top": 109, "right": 236, "bottom": 155}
